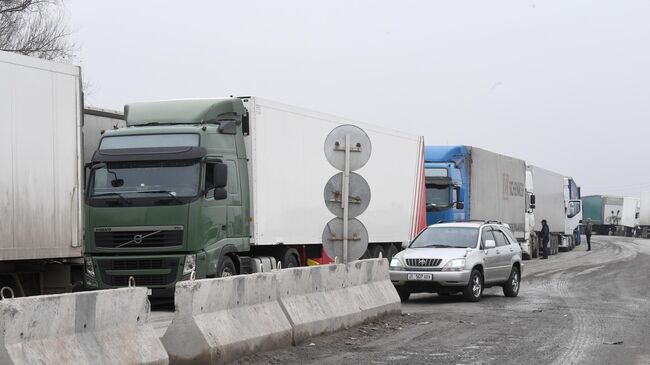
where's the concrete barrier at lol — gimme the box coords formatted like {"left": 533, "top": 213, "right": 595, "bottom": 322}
{"left": 161, "top": 272, "right": 292, "bottom": 365}
{"left": 0, "top": 287, "right": 168, "bottom": 365}
{"left": 277, "top": 258, "right": 401, "bottom": 344}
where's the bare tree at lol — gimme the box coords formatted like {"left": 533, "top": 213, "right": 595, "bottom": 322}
{"left": 0, "top": 0, "right": 75, "bottom": 61}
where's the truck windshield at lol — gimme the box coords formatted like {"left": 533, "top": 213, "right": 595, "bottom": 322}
{"left": 410, "top": 226, "right": 479, "bottom": 248}
{"left": 89, "top": 160, "right": 201, "bottom": 199}
{"left": 426, "top": 185, "right": 450, "bottom": 208}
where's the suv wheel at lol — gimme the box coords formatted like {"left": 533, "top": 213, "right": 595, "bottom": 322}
{"left": 502, "top": 266, "right": 520, "bottom": 297}
{"left": 463, "top": 269, "right": 483, "bottom": 302}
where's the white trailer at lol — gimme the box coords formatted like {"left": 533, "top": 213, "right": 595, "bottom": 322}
{"left": 467, "top": 147, "right": 527, "bottom": 238}
{"left": 241, "top": 97, "right": 426, "bottom": 258}
{"left": 0, "top": 51, "right": 84, "bottom": 295}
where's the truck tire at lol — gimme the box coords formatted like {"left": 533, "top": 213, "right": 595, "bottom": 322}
{"left": 217, "top": 256, "right": 237, "bottom": 277}
{"left": 280, "top": 248, "right": 300, "bottom": 268}
{"left": 463, "top": 269, "right": 483, "bottom": 302}
{"left": 502, "top": 266, "right": 520, "bottom": 297}
{"left": 384, "top": 244, "right": 399, "bottom": 261}
{"left": 397, "top": 289, "right": 410, "bottom": 301}
{"left": 369, "top": 244, "right": 386, "bottom": 260}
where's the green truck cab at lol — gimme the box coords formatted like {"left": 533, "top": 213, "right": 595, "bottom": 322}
{"left": 84, "top": 99, "right": 250, "bottom": 297}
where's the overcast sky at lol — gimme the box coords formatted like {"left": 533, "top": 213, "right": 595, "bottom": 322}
{"left": 65, "top": 0, "right": 650, "bottom": 197}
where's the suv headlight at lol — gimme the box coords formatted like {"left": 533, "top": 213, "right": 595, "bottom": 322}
{"left": 389, "top": 258, "right": 403, "bottom": 270}
{"left": 183, "top": 254, "right": 197, "bottom": 275}
{"left": 442, "top": 258, "right": 466, "bottom": 272}
{"left": 84, "top": 256, "right": 95, "bottom": 278}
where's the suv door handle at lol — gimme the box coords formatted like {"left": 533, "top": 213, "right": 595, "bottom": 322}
{"left": 496, "top": 250, "right": 501, "bottom": 254}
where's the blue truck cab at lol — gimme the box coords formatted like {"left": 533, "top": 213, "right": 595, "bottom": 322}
{"left": 424, "top": 145, "right": 468, "bottom": 224}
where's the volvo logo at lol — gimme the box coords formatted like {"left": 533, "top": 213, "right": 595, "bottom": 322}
{"left": 133, "top": 234, "right": 143, "bottom": 244}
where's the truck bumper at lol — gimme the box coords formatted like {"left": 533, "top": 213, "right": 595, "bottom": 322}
{"left": 390, "top": 270, "right": 470, "bottom": 292}
{"left": 84, "top": 254, "right": 192, "bottom": 298}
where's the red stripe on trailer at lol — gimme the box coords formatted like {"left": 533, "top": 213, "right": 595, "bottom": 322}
{"left": 410, "top": 137, "right": 427, "bottom": 240}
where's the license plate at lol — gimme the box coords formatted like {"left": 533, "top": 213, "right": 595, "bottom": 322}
{"left": 407, "top": 273, "right": 433, "bottom": 281}
{"left": 147, "top": 288, "right": 152, "bottom": 296}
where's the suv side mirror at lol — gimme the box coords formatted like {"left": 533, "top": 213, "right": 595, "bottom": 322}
{"left": 484, "top": 240, "right": 496, "bottom": 249}
{"left": 213, "top": 163, "right": 227, "bottom": 188}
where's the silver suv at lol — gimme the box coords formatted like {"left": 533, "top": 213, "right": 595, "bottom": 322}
{"left": 389, "top": 221, "right": 523, "bottom": 302}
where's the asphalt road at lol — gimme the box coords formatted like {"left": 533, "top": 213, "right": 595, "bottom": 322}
{"left": 229, "top": 236, "right": 650, "bottom": 365}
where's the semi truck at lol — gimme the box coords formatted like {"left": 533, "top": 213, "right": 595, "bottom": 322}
{"left": 525, "top": 166, "right": 582, "bottom": 258}
{"left": 423, "top": 145, "right": 531, "bottom": 253}
{"left": 0, "top": 50, "right": 125, "bottom": 296}
{"left": 83, "top": 97, "right": 426, "bottom": 297}
{"left": 582, "top": 195, "right": 639, "bottom": 236}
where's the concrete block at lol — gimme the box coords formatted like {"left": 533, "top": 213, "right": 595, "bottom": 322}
{"left": 0, "top": 287, "right": 168, "bottom": 365}
{"left": 161, "top": 273, "right": 292, "bottom": 365}
{"left": 277, "top": 258, "right": 401, "bottom": 344}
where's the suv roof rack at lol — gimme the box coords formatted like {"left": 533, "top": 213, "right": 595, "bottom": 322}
{"left": 435, "top": 219, "right": 504, "bottom": 225}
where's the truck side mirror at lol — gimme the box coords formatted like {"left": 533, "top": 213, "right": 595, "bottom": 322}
{"left": 213, "top": 187, "right": 227, "bottom": 200}
{"left": 213, "top": 163, "right": 227, "bottom": 188}
{"left": 456, "top": 201, "right": 464, "bottom": 210}
{"left": 530, "top": 203, "right": 536, "bottom": 210}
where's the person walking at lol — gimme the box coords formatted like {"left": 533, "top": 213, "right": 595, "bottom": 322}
{"left": 541, "top": 219, "right": 550, "bottom": 259}
{"left": 585, "top": 218, "right": 593, "bottom": 251}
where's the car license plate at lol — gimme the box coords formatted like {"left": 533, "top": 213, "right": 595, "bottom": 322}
{"left": 147, "top": 288, "right": 152, "bottom": 296}
{"left": 408, "top": 273, "right": 433, "bottom": 281}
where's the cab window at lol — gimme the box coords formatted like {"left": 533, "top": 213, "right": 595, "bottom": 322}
{"left": 480, "top": 227, "right": 495, "bottom": 249}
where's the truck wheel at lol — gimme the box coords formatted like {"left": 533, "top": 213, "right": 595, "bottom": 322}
{"left": 217, "top": 256, "right": 237, "bottom": 277}
{"left": 384, "top": 244, "right": 399, "bottom": 261}
{"left": 502, "top": 266, "right": 520, "bottom": 297}
{"left": 532, "top": 245, "right": 538, "bottom": 258}
{"left": 281, "top": 248, "right": 300, "bottom": 268}
{"left": 369, "top": 245, "right": 386, "bottom": 260}
{"left": 397, "top": 289, "right": 410, "bottom": 301}
{"left": 463, "top": 269, "right": 483, "bottom": 302}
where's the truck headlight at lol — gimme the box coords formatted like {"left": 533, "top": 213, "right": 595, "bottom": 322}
{"left": 442, "top": 258, "right": 466, "bottom": 272}
{"left": 84, "top": 256, "right": 95, "bottom": 278}
{"left": 390, "top": 258, "right": 403, "bottom": 270}
{"left": 183, "top": 254, "right": 197, "bottom": 276}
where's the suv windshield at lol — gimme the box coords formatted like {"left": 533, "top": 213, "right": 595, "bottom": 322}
{"left": 89, "top": 160, "right": 201, "bottom": 199}
{"left": 410, "top": 226, "right": 479, "bottom": 248}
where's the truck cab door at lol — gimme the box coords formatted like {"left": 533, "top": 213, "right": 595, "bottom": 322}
{"left": 201, "top": 162, "right": 229, "bottom": 243}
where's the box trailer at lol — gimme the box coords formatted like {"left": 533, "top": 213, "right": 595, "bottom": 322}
{"left": 83, "top": 97, "right": 426, "bottom": 297}
{"left": 0, "top": 51, "right": 83, "bottom": 295}
{"left": 582, "top": 195, "right": 637, "bottom": 236}
{"left": 526, "top": 166, "right": 581, "bottom": 257}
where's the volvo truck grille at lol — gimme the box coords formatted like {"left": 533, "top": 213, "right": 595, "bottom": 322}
{"left": 94, "top": 226, "right": 183, "bottom": 248}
